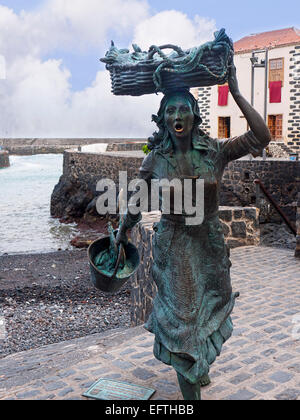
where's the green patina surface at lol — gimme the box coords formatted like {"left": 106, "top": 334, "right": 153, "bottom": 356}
{"left": 101, "top": 29, "right": 234, "bottom": 96}
{"left": 98, "top": 28, "right": 271, "bottom": 400}
{"left": 116, "top": 89, "right": 270, "bottom": 400}
{"left": 94, "top": 223, "right": 134, "bottom": 279}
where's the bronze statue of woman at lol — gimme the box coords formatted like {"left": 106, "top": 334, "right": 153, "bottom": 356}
{"left": 116, "top": 59, "right": 271, "bottom": 400}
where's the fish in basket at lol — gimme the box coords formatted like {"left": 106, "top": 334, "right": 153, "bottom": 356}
{"left": 100, "top": 28, "right": 234, "bottom": 96}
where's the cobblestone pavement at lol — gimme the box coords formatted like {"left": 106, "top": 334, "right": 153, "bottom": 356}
{"left": 0, "top": 246, "right": 299, "bottom": 400}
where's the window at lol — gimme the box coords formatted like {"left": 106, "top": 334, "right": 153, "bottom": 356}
{"left": 268, "top": 115, "right": 283, "bottom": 140}
{"left": 218, "top": 117, "right": 231, "bottom": 138}
{"left": 269, "top": 58, "right": 284, "bottom": 85}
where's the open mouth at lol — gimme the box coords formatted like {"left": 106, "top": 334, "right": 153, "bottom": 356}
{"left": 174, "top": 123, "right": 184, "bottom": 133}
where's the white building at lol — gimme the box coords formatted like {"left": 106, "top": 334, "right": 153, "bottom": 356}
{"left": 194, "top": 28, "right": 300, "bottom": 152}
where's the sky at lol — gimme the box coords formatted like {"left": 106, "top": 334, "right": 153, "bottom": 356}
{"left": 0, "top": 0, "right": 299, "bottom": 138}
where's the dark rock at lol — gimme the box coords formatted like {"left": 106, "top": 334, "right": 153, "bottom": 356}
{"left": 0, "top": 150, "right": 10, "bottom": 168}
{"left": 231, "top": 222, "right": 247, "bottom": 238}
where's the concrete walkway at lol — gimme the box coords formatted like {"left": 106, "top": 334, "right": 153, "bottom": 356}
{"left": 0, "top": 246, "right": 299, "bottom": 400}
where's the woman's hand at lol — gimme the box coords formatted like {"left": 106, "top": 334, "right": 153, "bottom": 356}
{"left": 228, "top": 57, "right": 240, "bottom": 97}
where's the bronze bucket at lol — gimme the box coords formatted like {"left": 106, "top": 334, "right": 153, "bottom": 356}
{"left": 87, "top": 234, "right": 140, "bottom": 293}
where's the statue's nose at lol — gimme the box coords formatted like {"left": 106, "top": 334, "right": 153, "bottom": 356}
{"left": 175, "top": 111, "right": 183, "bottom": 120}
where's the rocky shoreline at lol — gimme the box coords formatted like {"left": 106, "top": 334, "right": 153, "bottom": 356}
{"left": 0, "top": 250, "right": 131, "bottom": 360}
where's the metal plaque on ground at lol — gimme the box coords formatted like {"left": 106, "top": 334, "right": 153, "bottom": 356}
{"left": 83, "top": 379, "right": 156, "bottom": 400}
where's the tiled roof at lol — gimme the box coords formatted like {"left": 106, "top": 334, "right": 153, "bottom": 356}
{"left": 234, "top": 27, "right": 300, "bottom": 53}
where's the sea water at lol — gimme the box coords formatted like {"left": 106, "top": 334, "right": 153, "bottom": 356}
{"left": 0, "top": 154, "right": 79, "bottom": 255}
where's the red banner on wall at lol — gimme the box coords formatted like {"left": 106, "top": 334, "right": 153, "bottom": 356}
{"left": 269, "top": 81, "right": 282, "bottom": 103}
{"left": 218, "top": 85, "right": 229, "bottom": 106}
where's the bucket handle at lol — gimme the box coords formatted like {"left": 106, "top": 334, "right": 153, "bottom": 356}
{"left": 111, "top": 243, "right": 125, "bottom": 278}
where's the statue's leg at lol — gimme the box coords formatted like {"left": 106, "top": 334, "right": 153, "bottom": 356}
{"left": 176, "top": 373, "right": 201, "bottom": 400}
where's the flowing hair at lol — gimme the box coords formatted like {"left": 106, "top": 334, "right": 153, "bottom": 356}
{"left": 147, "top": 89, "right": 207, "bottom": 153}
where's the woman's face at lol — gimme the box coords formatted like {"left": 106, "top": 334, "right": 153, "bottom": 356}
{"left": 164, "top": 95, "right": 195, "bottom": 140}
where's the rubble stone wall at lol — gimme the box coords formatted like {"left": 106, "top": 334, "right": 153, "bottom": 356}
{"left": 0, "top": 138, "right": 145, "bottom": 155}
{"left": 51, "top": 151, "right": 299, "bottom": 224}
{"left": 106, "top": 142, "right": 146, "bottom": 152}
{"left": 220, "top": 159, "right": 299, "bottom": 223}
{"left": 50, "top": 151, "right": 142, "bottom": 219}
{"left": 287, "top": 45, "right": 300, "bottom": 152}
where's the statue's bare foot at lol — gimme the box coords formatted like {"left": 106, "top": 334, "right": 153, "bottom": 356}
{"left": 199, "top": 374, "right": 211, "bottom": 387}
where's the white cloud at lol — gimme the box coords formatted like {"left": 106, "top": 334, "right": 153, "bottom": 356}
{"left": 0, "top": 2, "right": 216, "bottom": 138}
{"left": 0, "top": 56, "right": 161, "bottom": 137}
{"left": 0, "top": 1, "right": 149, "bottom": 59}
{"left": 65, "top": 71, "right": 162, "bottom": 138}
{"left": 132, "top": 10, "right": 216, "bottom": 50}
{"left": 46, "top": 0, "right": 149, "bottom": 47}
{"left": 0, "top": 55, "right": 5, "bottom": 79}
{"left": 2, "top": 56, "right": 71, "bottom": 136}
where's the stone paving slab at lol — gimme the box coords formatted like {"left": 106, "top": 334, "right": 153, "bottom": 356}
{"left": 0, "top": 246, "right": 299, "bottom": 400}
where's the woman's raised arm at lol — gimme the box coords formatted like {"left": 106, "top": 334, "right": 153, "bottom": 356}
{"left": 217, "top": 58, "right": 272, "bottom": 162}
{"left": 228, "top": 59, "right": 271, "bottom": 146}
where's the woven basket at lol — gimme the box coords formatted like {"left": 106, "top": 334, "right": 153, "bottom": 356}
{"left": 101, "top": 29, "right": 234, "bottom": 97}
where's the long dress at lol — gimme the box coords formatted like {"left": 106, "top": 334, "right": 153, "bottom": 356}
{"left": 125, "top": 130, "right": 269, "bottom": 385}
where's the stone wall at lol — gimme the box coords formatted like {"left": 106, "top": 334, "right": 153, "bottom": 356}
{"left": 287, "top": 45, "right": 300, "bottom": 152}
{"left": 219, "top": 206, "right": 260, "bottom": 248}
{"left": 51, "top": 150, "right": 143, "bottom": 220}
{"left": 106, "top": 142, "right": 146, "bottom": 152}
{"left": 221, "top": 159, "right": 299, "bottom": 223}
{"left": 51, "top": 151, "right": 299, "bottom": 224}
{"left": 0, "top": 151, "right": 9, "bottom": 168}
{"left": 130, "top": 208, "right": 260, "bottom": 327}
{"left": 0, "top": 138, "right": 145, "bottom": 155}
{"left": 197, "top": 86, "right": 212, "bottom": 134}
{"left": 296, "top": 193, "right": 300, "bottom": 258}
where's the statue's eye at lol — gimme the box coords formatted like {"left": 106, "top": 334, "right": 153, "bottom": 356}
{"left": 180, "top": 106, "right": 190, "bottom": 113}
{"left": 166, "top": 107, "right": 175, "bottom": 114}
